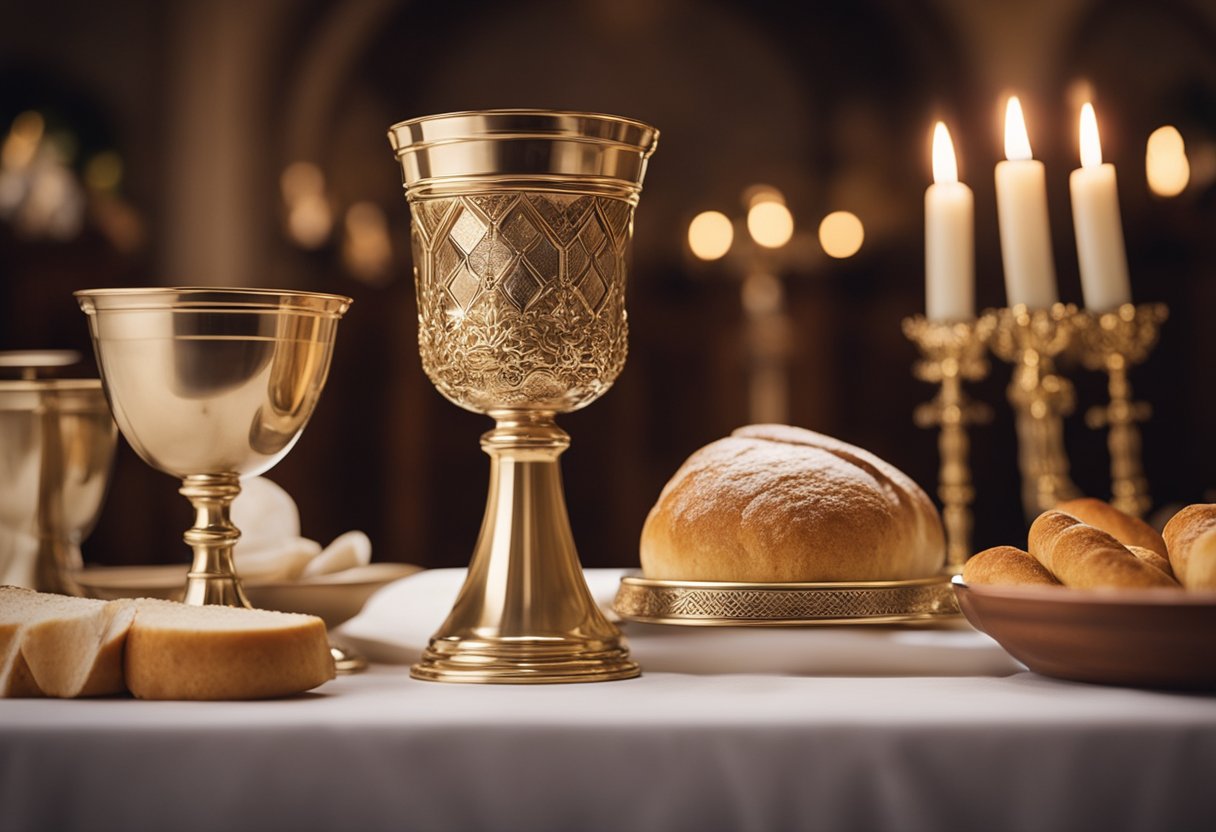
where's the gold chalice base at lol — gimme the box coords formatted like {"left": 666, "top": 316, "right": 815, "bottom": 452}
{"left": 613, "top": 574, "right": 960, "bottom": 626}
{"left": 411, "top": 639, "right": 639, "bottom": 685}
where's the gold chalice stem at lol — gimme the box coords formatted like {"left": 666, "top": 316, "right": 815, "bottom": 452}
{"left": 412, "top": 410, "right": 638, "bottom": 684}
{"left": 180, "top": 473, "right": 250, "bottom": 608}
{"left": 1087, "top": 356, "right": 1151, "bottom": 518}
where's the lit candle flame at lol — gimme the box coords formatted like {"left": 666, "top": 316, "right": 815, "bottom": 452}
{"left": 932, "top": 122, "right": 958, "bottom": 184}
{"left": 1079, "top": 102, "right": 1102, "bottom": 168}
{"left": 1004, "top": 96, "right": 1033, "bottom": 162}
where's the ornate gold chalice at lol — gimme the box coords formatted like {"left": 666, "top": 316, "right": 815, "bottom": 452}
{"left": 388, "top": 109, "right": 659, "bottom": 683}
{"left": 75, "top": 288, "right": 350, "bottom": 611}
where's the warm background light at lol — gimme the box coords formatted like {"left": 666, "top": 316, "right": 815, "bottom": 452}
{"left": 687, "top": 210, "right": 734, "bottom": 260}
{"left": 280, "top": 161, "right": 333, "bottom": 249}
{"left": 1146, "top": 125, "right": 1190, "bottom": 197}
{"left": 342, "top": 201, "right": 393, "bottom": 283}
{"left": 747, "top": 200, "right": 794, "bottom": 249}
{"left": 743, "top": 184, "right": 785, "bottom": 209}
{"left": 932, "top": 122, "right": 958, "bottom": 184}
{"left": 1004, "top": 96, "right": 1033, "bottom": 161}
{"left": 818, "top": 210, "right": 864, "bottom": 259}
{"left": 1, "top": 111, "right": 44, "bottom": 170}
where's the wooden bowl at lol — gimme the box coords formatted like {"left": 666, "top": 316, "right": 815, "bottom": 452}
{"left": 953, "top": 577, "right": 1216, "bottom": 690}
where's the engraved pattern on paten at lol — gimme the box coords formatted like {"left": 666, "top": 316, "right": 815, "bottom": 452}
{"left": 409, "top": 192, "right": 634, "bottom": 413}
{"left": 613, "top": 582, "right": 958, "bottom": 621}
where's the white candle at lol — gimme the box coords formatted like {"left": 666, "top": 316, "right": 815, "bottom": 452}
{"left": 1070, "top": 102, "right": 1131, "bottom": 311}
{"left": 925, "top": 122, "right": 974, "bottom": 321}
{"left": 995, "top": 97, "right": 1058, "bottom": 309}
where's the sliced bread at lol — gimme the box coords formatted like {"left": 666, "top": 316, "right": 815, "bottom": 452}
{"left": 22, "top": 598, "right": 136, "bottom": 697}
{"left": 0, "top": 586, "right": 335, "bottom": 700}
{"left": 1, "top": 586, "right": 119, "bottom": 697}
{"left": 124, "top": 598, "right": 334, "bottom": 700}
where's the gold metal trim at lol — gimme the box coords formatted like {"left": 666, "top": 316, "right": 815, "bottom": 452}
{"left": 902, "top": 315, "right": 994, "bottom": 573}
{"left": 987, "top": 303, "right": 1081, "bottom": 519}
{"left": 613, "top": 574, "right": 960, "bottom": 626}
{"left": 389, "top": 109, "right": 659, "bottom": 203}
{"left": 1073, "top": 302, "right": 1167, "bottom": 518}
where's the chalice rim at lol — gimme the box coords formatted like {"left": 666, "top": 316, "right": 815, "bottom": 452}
{"left": 74, "top": 287, "right": 352, "bottom": 318}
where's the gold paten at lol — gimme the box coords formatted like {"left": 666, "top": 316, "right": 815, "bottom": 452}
{"left": 1073, "top": 303, "right": 1168, "bottom": 518}
{"left": 902, "top": 316, "right": 994, "bottom": 573}
{"left": 75, "top": 288, "right": 358, "bottom": 665}
{"left": 613, "top": 575, "right": 959, "bottom": 626}
{"left": 988, "top": 304, "right": 1082, "bottom": 519}
{"left": 389, "top": 110, "right": 659, "bottom": 684}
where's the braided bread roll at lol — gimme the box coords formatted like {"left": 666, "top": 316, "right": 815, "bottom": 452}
{"left": 1028, "top": 511, "right": 1178, "bottom": 589}
{"left": 1162, "top": 504, "right": 1216, "bottom": 590}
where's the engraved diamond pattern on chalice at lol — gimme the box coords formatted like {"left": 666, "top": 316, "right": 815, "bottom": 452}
{"left": 410, "top": 191, "right": 633, "bottom": 413}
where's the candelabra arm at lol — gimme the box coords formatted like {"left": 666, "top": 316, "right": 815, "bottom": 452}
{"left": 989, "top": 304, "right": 1081, "bottom": 520}
{"left": 903, "top": 315, "right": 991, "bottom": 573}
{"left": 1075, "top": 303, "right": 1166, "bottom": 519}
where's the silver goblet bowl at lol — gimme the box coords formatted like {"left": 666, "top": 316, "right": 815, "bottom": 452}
{"left": 76, "top": 287, "right": 350, "bottom": 608}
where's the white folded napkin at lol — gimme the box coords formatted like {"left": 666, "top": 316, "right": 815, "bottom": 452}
{"left": 230, "top": 477, "right": 372, "bottom": 583}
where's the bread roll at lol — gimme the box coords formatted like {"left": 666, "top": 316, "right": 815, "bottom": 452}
{"left": 1125, "top": 545, "right": 1176, "bottom": 580}
{"left": 640, "top": 425, "right": 945, "bottom": 581}
{"left": 1055, "top": 497, "right": 1168, "bottom": 558}
{"left": 1028, "top": 511, "right": 1178, "bottom": 589}
{"left": 125, "top": 599, "right": 334, "bottom": 700}
{"left": 1162, "top": 504, "right": 1216, "bottom": 589}
{"left": 962, "top": 546, "right": 1060, "bottom": 587}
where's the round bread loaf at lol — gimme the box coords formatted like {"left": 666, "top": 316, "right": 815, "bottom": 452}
{"left": 639, "top": 425, "right": 946, "bottom": 581}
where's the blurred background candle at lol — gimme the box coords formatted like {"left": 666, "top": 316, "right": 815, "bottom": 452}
{"left": 995, "top": 96, "right": 1058, "bottom": 309}
{"left": 1070, "top": 102, "right": 1131, "bottom": 311}
{"left": 925, "top": 122, "right": 974, "bottom": 321}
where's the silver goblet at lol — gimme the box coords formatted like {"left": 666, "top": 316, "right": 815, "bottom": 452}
{"left": 0, "top": 352, "right": 116, "bottom": 594}
{"left": 388, "top": 109, "right": 659, "bottom": 684}
{"left": 76, "top": 288, "right": 350, "bottom": 608}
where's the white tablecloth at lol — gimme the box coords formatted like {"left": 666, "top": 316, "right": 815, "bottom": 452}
{"left": 2, "top": 569, "right": 1215, "bottom": 832}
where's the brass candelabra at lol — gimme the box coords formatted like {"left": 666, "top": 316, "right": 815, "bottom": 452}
{"left": 987, "top": 303, "right": 1082, "bottom": 519}
{"left": 1073, "top": 302, "right": 1168, "bottom": 519}
{"left": 902, "top": 316, "right": 993, "bottom": 573}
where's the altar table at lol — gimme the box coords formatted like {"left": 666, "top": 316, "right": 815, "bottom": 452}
{"left": 2, "top": 569, "right": 1214, "bottom": 832}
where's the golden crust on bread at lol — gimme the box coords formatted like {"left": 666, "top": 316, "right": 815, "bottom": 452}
{"left": 1028, "top": 511, "right": 1177, "bottom": 589}
{"left": 640, "top": 425, "right": 945, "bottom": 581}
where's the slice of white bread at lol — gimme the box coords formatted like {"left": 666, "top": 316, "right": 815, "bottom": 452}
{"left": 1, "top": 587, "right": 118, "bottom": 697}
{"left": 124, "top": 598, "right": 334, "bottom": 700}
{"left": 0, "top": 586, "right": 335, "bottom": 700}
{"left": 22, "top": 599, "right": 136, "bottom": 697}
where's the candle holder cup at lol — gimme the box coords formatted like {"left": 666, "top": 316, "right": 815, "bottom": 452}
{"left": 902, "top": 316, "right": 993, "bottom": 572}
{"left": 1073, "top": 302, "right": 1167, "bottom": 519}
{"left": 988, "top": 303, "right": 1082, "bottom": 520}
